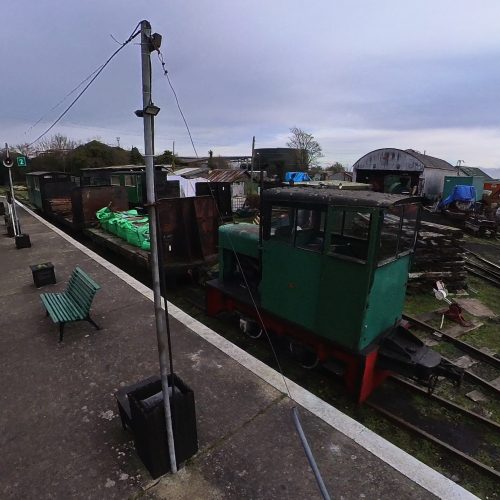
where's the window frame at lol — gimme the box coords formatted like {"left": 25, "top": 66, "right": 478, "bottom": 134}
{"left": 377, "top": 203, "right": 419, "bottom": 267}
{"left": 110, "top": 175, "right": 121, "bottom": 187}
{"left": 124, "top": 174, "right": 136, "bottom": 187}
{"left": 265, "top": 202, "right": 328, "bottom": 253}
{"left": 326, "top": 206, "right": 373, "bottom": 264}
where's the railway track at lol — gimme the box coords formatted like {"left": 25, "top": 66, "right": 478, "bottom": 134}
{"left": 366, "top": 394, "right": 500, "bottom": 481}
{"left": 464, "top": 250, "right": 500, "bottom": 288}
{"left": 368, "top": 365, "right": 500, "bottom": 482}
{"left": 402, "top": 313, "right": 500, "bottom": 398}
{"left": 390, "top": 375, "right": 500, "bottom": 432}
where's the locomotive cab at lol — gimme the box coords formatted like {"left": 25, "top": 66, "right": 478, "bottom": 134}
{"left": 260, "top": 188, "right": 419, "bottom": 352}
{"left": 208, "top": 187, "right": 462, "bottom": 401}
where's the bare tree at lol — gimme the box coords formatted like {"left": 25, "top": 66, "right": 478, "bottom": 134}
{"left": 325, "top": 162, "right": 345, "bottom": 174}
{"left": 14, "top": 143, "right": 36, "bottom": 157}
{"left": 287, "top": 127, "right": 323, "bottom": 170}
{"left": 38, "top": 133, "right": 79, "bottom": 153}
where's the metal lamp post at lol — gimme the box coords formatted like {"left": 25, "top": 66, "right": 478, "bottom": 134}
{"left": 137, "top": 20, "right": 177, "bottom": 474}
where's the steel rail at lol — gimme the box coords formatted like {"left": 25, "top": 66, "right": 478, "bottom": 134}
{"left": 390, "top": 376, "right": 500, "bottom": 432}
{"left": 464, "top": 249, "right": 500, "bottom": 272}
{"left": 454, "top": 361, "right": 500, "bottom": 397}
{"left": 366, "top": 401, "right": 500, "bottom": 481}
{"left": 465, "top": 266, "right": 500, "bottom": 288}
{"left": 402, "top": 313, "right": 500, "bottom": 370}
{"left": 464, "top": 259, "right": 500, "bottom": 281}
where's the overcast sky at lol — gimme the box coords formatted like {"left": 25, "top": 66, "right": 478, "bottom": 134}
{"left": 2, "top": 1, "right": 500, "bottom": 173}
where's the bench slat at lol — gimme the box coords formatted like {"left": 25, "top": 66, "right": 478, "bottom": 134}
{"left": 42, "top": 296, "right": 70, "bottom": 323}
{"left": 74, "top": 267, "right": 100, "bottom": 291}
{"left": 41, "top": 293, "right": 85, "bottom": 322}
{"left": 66, "top": 271, "right": 98, "bottom": 313}
{"left": 40, "top": 267, "right": 100, "bottom": 340}
{"left": 68, "top": 280, "right": 94, "bottom": 303}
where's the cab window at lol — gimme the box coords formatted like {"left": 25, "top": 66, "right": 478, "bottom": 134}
{"left": 268, "top": 205, "right": 326, "bottom": 252}
{"left": 378, "top": 204, "right": 418, "bottom": 264}
{"left": 269, "top": 205, "right": 295, "bottom": 244}
{"left": 328, "top": 209, "right": 371, "bottom": 262}
{"left": 295, "top": 208, "right": 327, "bottom": 252}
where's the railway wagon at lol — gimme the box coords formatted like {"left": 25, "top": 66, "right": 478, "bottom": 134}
{"left": 25, "top": 171, "right": 74, "bottom": 211}
{"left": 80, "top": 166, "right": 179, "bottom": 207}
{"left": 25, "top": 171, "right": 220, "bottom": 275}
{"left": 207, "top": 187, "right": 460, "bottom": 401}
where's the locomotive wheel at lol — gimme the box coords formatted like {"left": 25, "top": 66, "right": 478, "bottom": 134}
{"left": 289, "top": 341, "right": 319, "bottom": 369}
{"left": 240, "top": 318, "right": 263, "bottom": 339}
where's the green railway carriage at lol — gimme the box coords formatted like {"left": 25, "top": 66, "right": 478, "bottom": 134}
{"left": 208, "top": 187, "right": 460, "bottom": 401}
{"left": 80, "top": 166, "right": 179, "bottom": 207}
{"left": 25, "top": 171, "right": 74, "bottom": 211}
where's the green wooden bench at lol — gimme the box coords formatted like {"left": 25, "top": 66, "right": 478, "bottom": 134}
{"left": 40, "top": 266, "right": 101, "bottom": 342}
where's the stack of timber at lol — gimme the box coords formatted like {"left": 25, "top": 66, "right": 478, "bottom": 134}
{"left": 408, "top": 221, "right": 466, "bottom": 292}
{"left": 47, "top": 197, "right": 72, "bottom": 217}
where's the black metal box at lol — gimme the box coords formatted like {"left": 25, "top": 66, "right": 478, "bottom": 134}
{"left": 16, "top": 234, "right": 31, "bottom": 249}
{"left": 30, "top": 262, "right": 56, "bottom": 287}
{"left": 128, "top": 374, "right": 198, "bottom": 478}
{"left": 116, "top": 375, "right": 160, "bottom": 431}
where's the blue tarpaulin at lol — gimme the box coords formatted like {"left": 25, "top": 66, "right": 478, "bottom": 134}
{"left": 285, "top": 172, "right": 311, "bottom": 182}
{"left": 439, "top": 185, "right": 476, "bottom": 208}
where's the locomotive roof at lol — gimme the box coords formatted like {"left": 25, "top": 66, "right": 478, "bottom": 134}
{"left": 263, "top": 187, "right": 421, "bottom": 208}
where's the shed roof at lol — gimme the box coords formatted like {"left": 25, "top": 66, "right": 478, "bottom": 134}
{"left": 173, "top": 166, "right": 209, "bottom": 178}
{"left": 208, "top": 169, "right": 250, "bottom": 183}
{"left": 80, "top": 165, "right": 170, "bottom": 173}
{"left": 405, "top": 150, "right": 455, "bottom": 171}
{"left": 25, "top": 171, "right": 70, "bottom": 177}
{"left": 263, "top": 187, "right": 421, "bottom": 208}
{"left": 458, "top": 166, "right": 492, "bottom": 179}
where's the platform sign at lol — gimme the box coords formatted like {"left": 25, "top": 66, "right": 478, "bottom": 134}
{"left": 17, "top": 156, "right": 27, "bottom": 167}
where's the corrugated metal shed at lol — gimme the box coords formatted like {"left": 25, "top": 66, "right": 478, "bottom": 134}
{"left": 458, "top": 166, "right": 492, "bottom": 179}
{"left": 405, "top": 150, "right": 455, "bottom": 171}
{"left": 352, "top": 148, "right": 456, "bottom": 199}
{"left": 207, "top": 169, "right": 250, "bottom": 183}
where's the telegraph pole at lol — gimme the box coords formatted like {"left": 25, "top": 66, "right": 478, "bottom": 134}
{"left": 138, "top": 20, "right": 177, "bottom": 473}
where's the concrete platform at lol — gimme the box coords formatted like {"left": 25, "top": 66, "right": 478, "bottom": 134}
{"left": 0, "top": 204, "right": 475, "bottom": 500}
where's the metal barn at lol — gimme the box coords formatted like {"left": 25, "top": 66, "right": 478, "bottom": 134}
{"left": 353, "top": 148, "right": 456, "bottom": 200}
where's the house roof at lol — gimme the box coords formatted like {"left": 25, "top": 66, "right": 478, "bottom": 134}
{"left": 405, "top": 149, "right": 455, "bottom": 171}
{"left": 208, "top": 169, "right": 250, "bottom": 183}
{"left": 458, "top": 166, "right": 493, "bottom": 179}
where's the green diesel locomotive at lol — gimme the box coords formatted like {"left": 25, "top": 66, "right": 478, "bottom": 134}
{"left": 207, "top": 187, "right": 460, "bottom": 401}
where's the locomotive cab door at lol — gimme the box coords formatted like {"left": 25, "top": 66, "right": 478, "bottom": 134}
{"left": 260, "top": 203, "right": 327, "bottom": 333}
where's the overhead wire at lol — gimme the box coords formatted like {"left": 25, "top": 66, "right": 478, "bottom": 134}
{"left": 25, "top": 64, "right": 104, "bottom": 137}
{"left": 154, "top": 49, "right": 295, "bottom": 398}
{"left": 27, "top": 22, "right": 142, "bottom": 148}
{"left": 154, "top": 50, "right": 331, "bottom": 496}
{"left": 156, "top": 50, "right": 198, "bottom": 158}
